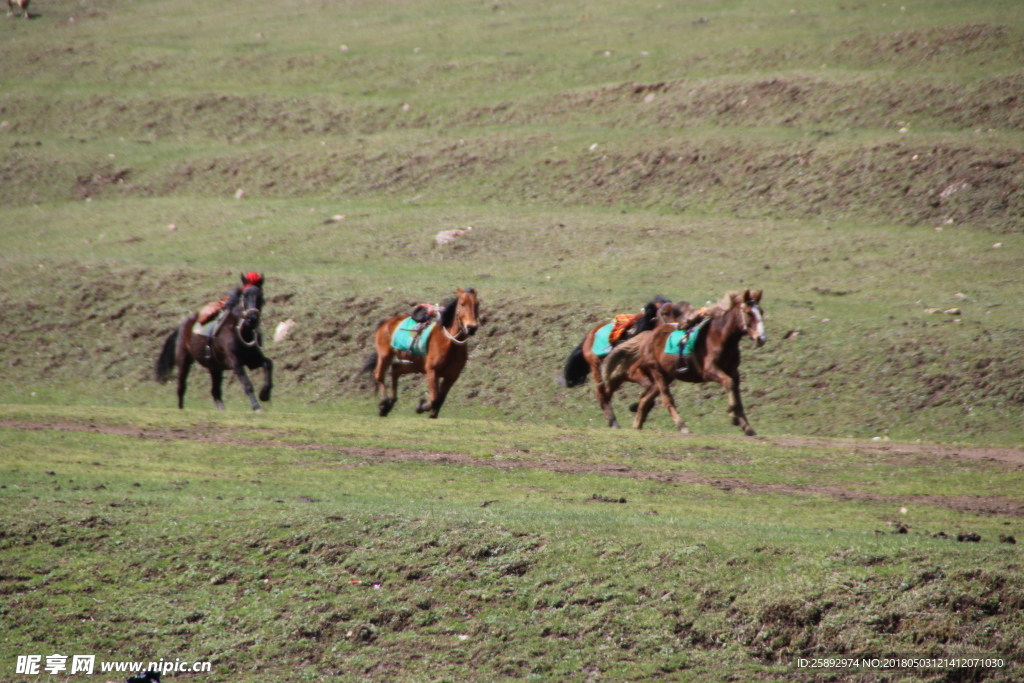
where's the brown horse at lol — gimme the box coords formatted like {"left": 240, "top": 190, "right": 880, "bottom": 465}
{"left": 560, "top": 297, "right": 675, "bottom": 428}
{"left": 154, "top": 273, "right": 273, "bottom": 411}
{"left": 361, "top": 288, "right": 480, "bottom": 418}
{"left": 602, "top": 289, "right": 765, "bottom": 435}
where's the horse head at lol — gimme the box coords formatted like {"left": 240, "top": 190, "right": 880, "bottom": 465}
{"left": 456, "top": 287, "right": 480, "bottom": 336}
{"left": 736, "top": 289, "right": 765, "bottom": 347}
{"left": 438, "top": 288, "right": 480, "bottom": 342}
{"left": 236, "top": 272, "right": 265, "bottom": 342}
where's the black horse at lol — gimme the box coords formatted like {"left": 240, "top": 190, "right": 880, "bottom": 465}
{"left": 155, "top": 273, "right": 273, "bottom": 411}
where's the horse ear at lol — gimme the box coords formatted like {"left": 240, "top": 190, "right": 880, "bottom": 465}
{"left": 240, "top": 273, "right": 247, "bottom": 285}
{"left": 456, "top": 287, "right": 465, "bottom": 295}
{"left": 751, "top": 289, "right": 762, "bottom": 303}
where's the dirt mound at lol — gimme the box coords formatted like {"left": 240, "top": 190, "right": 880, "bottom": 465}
{"left": 5, "top": 133, "right": 1019, "bottom": 231}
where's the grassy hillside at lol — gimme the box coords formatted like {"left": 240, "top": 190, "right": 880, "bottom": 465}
{"left": 2, "top": 0, "right": 1023, "bottom": 443}
{"left": 1, "top": 0, "right": 1023, "bottom": 680}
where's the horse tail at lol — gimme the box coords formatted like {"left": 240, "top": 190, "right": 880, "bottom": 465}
{"left": 154, "top": 329, "right": 179, "bottom": 383}
{"left": 560, "top": 339, "right": 590, "bottom": 388}
{"left": 358, "top": 351, "right": 378, "bottom": 376}
{"left": 602, "top": 332, "right": 648, "bottom": 387}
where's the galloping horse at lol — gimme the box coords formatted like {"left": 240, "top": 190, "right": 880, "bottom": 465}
{"left": 560, "top": 297, "right": 672, "bottom": 428}
{"left": 361, "top": 287, "right": 480, "bottom": 418}
{"left": 154, "top": 273, "right": 274, "bottom": 411}
{"left": 602, "top": 289, "right": 765, "bottom": 435}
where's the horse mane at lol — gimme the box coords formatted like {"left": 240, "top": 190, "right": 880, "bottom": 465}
{"left": 439, "top": 296, "right": 458, "bottom": 327}
{"left": 225, "top": 286, "right": 243, "bottom": 311}
{"left": 635, "top": 296, "right": 671, "bottom": 334}
{"left": 707, "top": 290, "right": 745, "bottom": 318}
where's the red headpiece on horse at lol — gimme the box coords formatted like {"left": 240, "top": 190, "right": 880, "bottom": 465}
{"left": 241, "top": 272, "right": 264, "bottom": 290}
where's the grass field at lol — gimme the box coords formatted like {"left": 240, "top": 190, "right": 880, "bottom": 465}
{"left": 2, "top": 0, "right": 1023, "bottom": 680}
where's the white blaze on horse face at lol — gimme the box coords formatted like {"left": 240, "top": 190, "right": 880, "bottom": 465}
{"left": 751, "top": 305, "right": 766, "bottom": 344}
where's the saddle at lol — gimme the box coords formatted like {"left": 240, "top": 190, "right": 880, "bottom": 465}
{"left": 410, "top": 303, "right": 441, "bottom": 325}
{"left": 391, "top": 317, "right": 435, "bottom": 356}
{"left": 608, "top": 313, "right": 641, "bottom": 344}
{"left": 665, "top": 317, "right": 711, "bottom": 372}
{"left": 390, "top": 303, "right": 441, "bottom": 356}
{"left": 197, "top": 297, "right": 228, "bottom": 325}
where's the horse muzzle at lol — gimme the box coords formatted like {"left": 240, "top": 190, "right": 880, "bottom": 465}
{"left": 466, "top": 324, "right": 478, "bottom": 336}
{"left": 755, "top": 335, "right": 766, "bottom": 347}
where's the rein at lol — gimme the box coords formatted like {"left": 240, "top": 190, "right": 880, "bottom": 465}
{"left": 441, "top": 298, "right": 472, "bottom": 344}
{"left": 442, "top": 313, "right": 470, "bottom": 344}
{"left": 236, "top": 307, "right": 262, "bottom": 348}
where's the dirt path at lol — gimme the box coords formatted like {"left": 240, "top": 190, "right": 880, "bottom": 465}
{"left": 4, "top": 419, "right": 1024, "bottom": 518}
{"left": 769, "top": 435, "right": 1024, "bottom": 467}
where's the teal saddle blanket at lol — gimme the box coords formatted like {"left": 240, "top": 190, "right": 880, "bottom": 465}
{"left": 591, "top": 323, "right": 615, "bottom": 358}
{"left": 391, "top": 317, "right": 435, "bottom": 356}
{"left": 664, "top": 319, "right": 709, "bottom": 356}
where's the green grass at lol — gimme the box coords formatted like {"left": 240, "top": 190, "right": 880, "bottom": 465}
{"left": 2, "top": 0, "right": 1023, "bottom": 680}
{"left": 2, "top": 412, "right": 1023, "bottom": 681}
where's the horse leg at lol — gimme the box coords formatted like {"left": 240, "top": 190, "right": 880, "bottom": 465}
{"left": 210, "top": 368, "right": 226, "bottom": 411}
{"left": 707, "top": 366, "right": 755, "bottom": 436}
{"left": 416, "top": 369, "right": 439, "bottom": 415}
{"left": 375, "top": 351, "right": 396, "bottom": 417}
{"left": 258, "top": 356, "right": 273, "bottom": 402}
{"left": 591, "top": 360, "right": 619, "bottom": 428}
{"left": 627, "top": 370, "right": 653, "bottom": 413}
{"left": 631, "top": 383, "right": 659, "bottom": 430}
{"left": 423, "top": 374, "right": 456, "bottom": 417}
{"left": 652, "top": 371, "right": 690, "bottom": 434}
{"left": 176, "top": 355, "right": 193, "bottom": 409}
{"left": 231, "top": 364, "right": 262, "bottom": 412}
{"left": 725, "top": 369, "right": 755, "bottom": 436}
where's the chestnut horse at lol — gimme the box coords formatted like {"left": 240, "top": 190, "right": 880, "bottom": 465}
{"left": 361, "top": 288, "right": 480, "bottom": 418}
{"left": 602, "top": 289, "right": 765, "bottom": 435}
{"left": 560, "top": 297, "right": 674, "bottom": 428}
{"left": 154, "top": 273, "right": 273, "bottom": 411}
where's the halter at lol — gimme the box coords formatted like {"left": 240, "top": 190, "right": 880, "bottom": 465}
{"left": 742, "top": 300, "right": 765, "bottom": 343}
{"left": 236, "top": 289, "right": 263, "bottom": 349}
{"left": 442, "top": 300, "right": 471, "bottom": 344}
{"left": 236, "top": 314, "right": 262, "bottom": 348}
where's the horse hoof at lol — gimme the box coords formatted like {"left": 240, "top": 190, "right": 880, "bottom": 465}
{"left": 259, "top": 388, "right": 271, "bottom": 402}
{"left": 679, "top": 427, "right": 691, "bottom": 435}
{"left": 609, "top": 420, "right": 620, "bottom": 429}
{"left": 254, "top": 407, "right": 265, "bottom": 413}
{"left": 628, "top": 402, "right": 639, "bottom": 413}
{"left": 378, "top": 400, "right": 393, "bottom": 417}
{"left": 744, "top": 427, "right": 757, "bottom": 437}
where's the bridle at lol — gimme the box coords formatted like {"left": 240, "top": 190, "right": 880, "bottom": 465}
{"left": 740, "top": 300, "right": 766, "bottom": 345}
{"left": 442, "top": 297, "right": 474, "bottom": 344}
{"left": 236, "top": 288, "right": 263, "bottom": 348}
